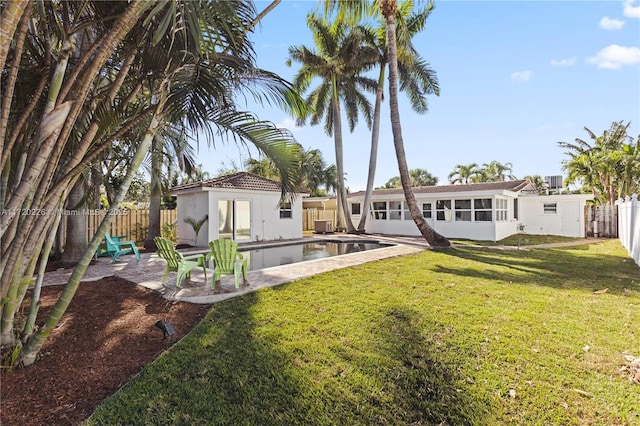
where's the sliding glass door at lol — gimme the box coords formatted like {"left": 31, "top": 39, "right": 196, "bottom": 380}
{"left": 218, "top": 200, "right": 251, "bottom": 241}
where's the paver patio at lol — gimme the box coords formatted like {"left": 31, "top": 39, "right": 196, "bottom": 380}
{"left": 42, "top": 235, "right": 425, "bottom": 304}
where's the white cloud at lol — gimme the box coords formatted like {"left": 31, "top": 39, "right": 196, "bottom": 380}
{"left": 586, "top": 44, "right": 640, "bottom": 69}
{"left": 624, "top": 0, "right": 640, "bottom": 18}
{"left": 510, "top": 70, "right": 532, "bottom": 81}
{"left": 550, "top": 57, "right": 577, "bottom": 67}
{"left": 599, "top": 16, "right": 625, "bottom": 30}
{"left": 277, "top": 117, "right": 301, "bottom": 130}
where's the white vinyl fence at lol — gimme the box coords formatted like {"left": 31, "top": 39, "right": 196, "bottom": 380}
{"left": 616, "top": 194, "right": 640, "bottom": 266}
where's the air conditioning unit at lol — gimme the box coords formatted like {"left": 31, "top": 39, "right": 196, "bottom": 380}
{"left": 544, "top": 175, "right": 563, "bottom": 190}
{"left": 314, "top": 220, "right": 333, "bottom": 234}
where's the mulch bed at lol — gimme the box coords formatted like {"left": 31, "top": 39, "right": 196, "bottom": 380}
{"left": 1, "top": 276, "right": 211, "bottom": 425}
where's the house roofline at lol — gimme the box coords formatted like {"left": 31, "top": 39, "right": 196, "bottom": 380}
{"left": 348, "top": 180, "right": 535, "bottom": 198}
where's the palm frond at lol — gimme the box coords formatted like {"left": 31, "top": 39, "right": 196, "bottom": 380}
{"left": 205, "top": 109, "right": 300, "bottom": 199}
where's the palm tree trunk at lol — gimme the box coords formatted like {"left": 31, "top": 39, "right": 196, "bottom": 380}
{"left": 1, "top": 0, "right": 149, "bottom": 353}
{"left": 357, "top": 66, "right": 385, "bottom": 232}
{"left": 19, "top": 98, "right": 165, "bottom": 367}
{"left": 331, "top": 79, "right": 356, "bottom": 233}
{"left": 60, "top": 178, "right": 88, "bottom": 262}
{"left": 144, "top": 138, "right": 162, "bottom": 251}
{"left": 0, "top": 0, "right": 146, "bottom": 241}
{"left": 0, "top": 0, "right": 28, "bottom": 73}
{"left": 23, "top": 201, "right": 65, "bottom": 337}
{"left": 382, "top": 0, "right": 449, "bottom": 247}
{"left": 0, "top": 0, "right": 31, "bottom": 164}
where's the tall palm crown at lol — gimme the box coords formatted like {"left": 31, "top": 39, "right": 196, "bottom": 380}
{"left": 325, "top": 0, "right": 450, "bottom": 246}
{"left": 448, "top": 163, "right": 480, "bottom": 184}
{"left": 288, "top": 14, "right": 378, "bottom": 133}
{"left": 287, "top": 13, "right": 378, "bottom": 231}
{"left": 476, "top": 161, "right": 516, "bottom": 182}
{"left": 355, "top": 1, "right": 439, "bottom": 231}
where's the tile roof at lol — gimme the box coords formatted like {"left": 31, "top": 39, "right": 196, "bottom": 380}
{"left": 171, "top": 172, "right": 282, "bottom": 193}
{"left": 349, "top": 180, "right": 534, "bottom": 197}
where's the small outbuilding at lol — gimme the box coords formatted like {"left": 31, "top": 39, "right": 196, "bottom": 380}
{"left": 171, "top": 172, "right": 303, "bottom": 246}
{"left": 347, "top": 180, "right": 593, "bottom": 241}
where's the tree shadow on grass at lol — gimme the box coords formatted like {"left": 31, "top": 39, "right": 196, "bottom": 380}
{"left": 367, "top": 305, "right": 491, "bottom": 425}
{"left": 89, "top": 291, "right": 319, "bottom": 425}
{"left": 89, "top": 287, "right": 492, "bottom": 425}
{"left": 433, "top": 245, "right": 639, "bottom": 294}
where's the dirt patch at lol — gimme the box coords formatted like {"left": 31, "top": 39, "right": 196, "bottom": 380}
{"left": 1, "top": 277, "right": 211, "bottom": 425}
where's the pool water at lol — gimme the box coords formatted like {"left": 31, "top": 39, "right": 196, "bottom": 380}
{"left": 239, "top": 240, "right": 391, "bottom": 271}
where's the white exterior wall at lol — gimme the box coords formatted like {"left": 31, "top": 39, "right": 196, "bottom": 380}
{"left": 176, "top": 191, "right": 209, "bottom": 246}
{"left": 348, "top": 190, "right": 593, "bottom": 241}
{"left": 517, "top": 194, "right": 592, "bottom": 237}
{"left": 175, "top": 188, "right": 303, "bottom": 245}
{"left": 206, "top": 189, "right": 303, "bottom": 242}
{"left": 430, "top": 219, "right": 498, "bottom": 241}
{"left": 495, "top": 220, "right": 521, "bottom": 241}
{"left": 349, "top": 191, "right": 520, "bottom": 241}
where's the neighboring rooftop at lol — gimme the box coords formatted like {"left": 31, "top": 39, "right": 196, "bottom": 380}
{"left": 349, "top": 180, "right": 535, "bottom": 197}
{"left": 171, "top": 172, "right": 282, "bottom": 193}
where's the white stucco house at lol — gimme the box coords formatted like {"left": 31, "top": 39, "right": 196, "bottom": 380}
{"left": 171, "top": 172, "right": 304, "bottom": 246}
{"left": 347, "top": 180, "right": 593, "bottom": 241}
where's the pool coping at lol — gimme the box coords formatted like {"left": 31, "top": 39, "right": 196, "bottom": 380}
{"left": 167, "top": 238, "right": 423, "bottom": 304}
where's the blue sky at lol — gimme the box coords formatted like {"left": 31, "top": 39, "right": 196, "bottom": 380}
{"left": 197, "top": 0, "right": 640, "bottom": 191}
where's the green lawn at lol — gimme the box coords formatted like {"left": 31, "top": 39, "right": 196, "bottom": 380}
{"left": 452, "top": 234, "right": 586, "bottom": 247}
{"left": 87, "top": 239, "right": 640, "bottom": 425}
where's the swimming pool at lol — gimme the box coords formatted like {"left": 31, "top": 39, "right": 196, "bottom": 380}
{"left": 238, "top": 240, "right": 392, "bottom": 271}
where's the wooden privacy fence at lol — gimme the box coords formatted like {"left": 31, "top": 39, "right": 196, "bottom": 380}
{"left": 84, "top": 209, "right": 177, "bottom": 243}
{"left": 616, "top": 194, "right": 639, "bottom": 266}
{"left": 585, "top": 204, "right": 618, "bottom": 238}
{"left": 303, "top": 209, "right": 337, "bottom": 231}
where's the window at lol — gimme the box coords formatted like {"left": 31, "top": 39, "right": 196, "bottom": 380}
{"left": 372, "top": 202, "right": 387, "bottom": 220}
{"left": 474, "top": 198, "right": 492, "bottom": 222}
{"left": 496, "top": 198, "right": 508, "bottom": 221}
{"left": 436, "top": 200, "right": 451, "bottom": 221}
{"left": 543, "top": 203, "right": 557, "bottom": 214}
{"left": 351, "top": 203, "right": 361, "bottom": 215}
{"left": 279, "top": 202, "right": 292, "bottom": 219}
{"left": 389, "top": 201, "right": 402, "bottom": 220}
{"left": 513, "top": 198, "right": 519, "bottom": 220}
{"left": 402, "top": 202, "right": 412, "bottom": 220}
{"left": 455, "top": 199, "right": 472, "bottom": 221}
{"left": 423, "top": 202, "right": 432, "bottom": 219}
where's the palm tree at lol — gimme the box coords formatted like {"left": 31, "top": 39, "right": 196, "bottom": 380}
{"left": 356, "top": 1, "right": 439, "bottom": 232}
{"left": 288, "top": 13, "right": 378, "bottom": 233}
{"left": 523, "top": 174, "right": 548, "bottom": 194}
{"left": 480, "top": 160, "right": 516, "bottom": 182}
{"left": 1, "top": 0, "right": 150, "bottom": 355}
{"left": 3, "top": 0, "right": 302, "bottom": 367}
{"left": 619, "top": 138, "right": 640, "bottom": 197}
{"left": 127, "top": 1, "right": 301, "bottom": 252}
{"left": 184, "top": 214, "right": 209, "bottom": 245}
{"left": 380, "top": 168, "right": 438, "bottom": 188}
{"left": 559, "top": 121, "right": 637, "bottom": 204}
{"left": 326, "top": 0, "right": 449, "bottom": 246}
{"left": 448, "top": 163, "right": 480, "bottom": 184}
{"left": 298, "top": 148, "right": 338, "bottom": 196}
{"left": 245, "top": 145, "right": 337, "bottom": 196}
{"left": 470, "top": 161, "right": 516, "bottom": 182}
{"left": 144, "top": 126, "right": 196, "bottom": 251}
{"left": 245, "top": 157, "right": 281, "bottom": 180}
